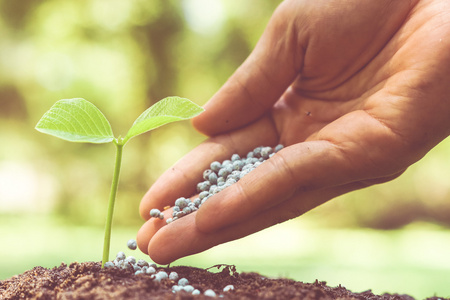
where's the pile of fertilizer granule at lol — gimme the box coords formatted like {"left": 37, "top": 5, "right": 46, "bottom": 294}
{"left": 149, "top": 144, "right": 284, "bottom": 223}
{"left": 103, "top": 251, "right": 233, "bottom": 297}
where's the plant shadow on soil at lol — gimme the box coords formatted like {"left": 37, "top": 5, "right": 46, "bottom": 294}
{"left": 1, "top": 262, "right": 449, "bottom": 300}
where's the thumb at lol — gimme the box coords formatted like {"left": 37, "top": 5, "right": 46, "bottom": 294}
{"left": 192, "top": 2, "right": 305, "bottom": 136}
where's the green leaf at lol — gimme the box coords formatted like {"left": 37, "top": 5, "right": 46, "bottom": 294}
{"left": 122, "top": 96, "right": 204, "bottom": 144}
{"left": 35, "top": 98, "right": 114, "bottom": 143}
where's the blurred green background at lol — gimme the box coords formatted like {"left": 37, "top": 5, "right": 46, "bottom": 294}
{"left": 1, "top": 0, "right": 449, "bottom": 298}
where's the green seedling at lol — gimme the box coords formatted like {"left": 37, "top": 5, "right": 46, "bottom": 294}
{"left": 35, "top": 97, "right": 204, "bottom": 267}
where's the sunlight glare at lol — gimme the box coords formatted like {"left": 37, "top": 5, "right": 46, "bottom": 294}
{"left": 182, "top": 0, "right": 226, "bottom": 35}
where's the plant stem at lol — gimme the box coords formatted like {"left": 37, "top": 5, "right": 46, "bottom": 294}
{"left": 102, "top": 141, "right": 124, "bottom": 267}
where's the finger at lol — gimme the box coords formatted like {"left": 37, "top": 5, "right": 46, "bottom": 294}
{"left": 192, "top": 1, "right": 304, "bottom": 136}
{"left": 139, "top": 116, "right": 279, "bottom": 220}
{"left": 195, "top": 141, "right": 335, "bottom": 233}
{"left": 196, "top": 110, "right": 407, "bottom": 233}
{"left": 146, "top": 182, "right": 361, "bottom": 265}
{"left": 137, "top": 207, "right": 172, "bottom": 254}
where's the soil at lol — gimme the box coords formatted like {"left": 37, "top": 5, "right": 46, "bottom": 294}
{"left": 0, "top": 262, "right": 447, "bottom": 300}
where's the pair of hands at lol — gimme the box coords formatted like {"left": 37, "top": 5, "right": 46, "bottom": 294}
{"left": 137, "top": 0, "right": 450, "bottom": 264}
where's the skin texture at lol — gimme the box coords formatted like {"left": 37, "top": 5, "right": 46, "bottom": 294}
{"left": 137, "top": 0, "right": 450, "bottom": 264}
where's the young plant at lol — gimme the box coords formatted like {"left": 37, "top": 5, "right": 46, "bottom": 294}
{"left": 35, "top": 97, "right": 204, "bottom": 267}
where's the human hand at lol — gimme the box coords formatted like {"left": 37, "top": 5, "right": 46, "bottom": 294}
{"left": 137, "top": 0, "right": 450, "bottom": 264}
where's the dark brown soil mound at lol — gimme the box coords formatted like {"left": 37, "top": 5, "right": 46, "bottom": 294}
{"left": 0, "top": 262, "right": 446, "bottom": 300}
